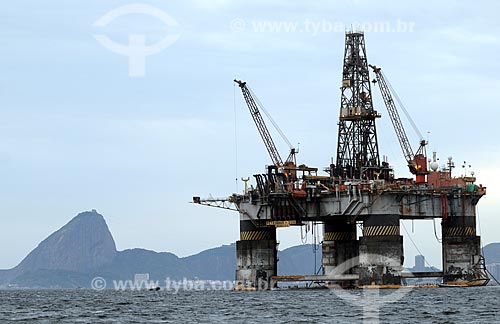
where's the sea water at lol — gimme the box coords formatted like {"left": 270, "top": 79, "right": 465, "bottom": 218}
{"left": 0, "top": 286, "right": 499, "bottom": 323}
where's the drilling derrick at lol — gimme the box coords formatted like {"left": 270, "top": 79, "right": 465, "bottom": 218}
{"left": 336, "top": 32, "right": 388, "bottom": 181}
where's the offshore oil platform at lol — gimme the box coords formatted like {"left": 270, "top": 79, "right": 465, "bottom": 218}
{"left": 193, "top": 32, "right": 489, "bottom": 289}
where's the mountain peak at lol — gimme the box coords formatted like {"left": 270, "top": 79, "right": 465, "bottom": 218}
{"left": 69, "top": 209, "right": 107, "bottom": 227}
{"left": 14, "top": 210, "right": 117, "bottom": 275}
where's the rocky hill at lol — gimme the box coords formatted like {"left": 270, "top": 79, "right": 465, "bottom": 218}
{"left": 15, "top": 210, "right": 117, "bottom": 274}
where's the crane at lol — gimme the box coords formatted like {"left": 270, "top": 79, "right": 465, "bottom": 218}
{"left": 369, "top": 65, "right": 428, "bottom": 183}
{"left": 234, "top": 79, "right": 297, "bottom": 167}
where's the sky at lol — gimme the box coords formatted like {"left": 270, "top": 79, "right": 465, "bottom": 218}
{"left": 1, "top": 0, "right": 499, "bottom": 270}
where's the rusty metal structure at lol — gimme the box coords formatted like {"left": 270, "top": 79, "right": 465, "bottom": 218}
{"left": 335, "top": 32, "right": 386, "bottom": 181}
{"left": 193, "top": 31, "right": 488, "bottom": 289}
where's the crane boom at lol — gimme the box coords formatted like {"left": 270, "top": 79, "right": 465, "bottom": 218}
{"left": 234, "top": 79, "right": 284, "bottom": 166}
{"left": 369, "top": 65, "right": 427, "bottom": 180}
{"left": 370, "top": 65, "right": 414, "bottom": 163}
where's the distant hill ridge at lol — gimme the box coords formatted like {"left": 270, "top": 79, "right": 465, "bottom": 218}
{"left": 0, "top": 210, "right": 321, "bottom": 288}
{"left": 1, "top": 210, "right": 498, "bottom": 288}
{"left": 484, "top": 243, "right": 500, "bottom": 264}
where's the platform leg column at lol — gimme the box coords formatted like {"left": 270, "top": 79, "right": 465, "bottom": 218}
{"left": 442, "top": 216, "right": 483, "bottom": 284}
{"left": 235, "top": 220, "right": 277, "bottom": 290}
{"left": 322, "top": 220, "right": 358, "bottom": 278}
{"left": 358, "top": 215, "right": 403, "bottom": 286}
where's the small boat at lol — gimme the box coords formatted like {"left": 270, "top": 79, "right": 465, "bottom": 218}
{"left": 465, "top": 278, "right": 490, "bottom": 287}
{"left": 438, "top": 283, "right": 466, "bottom": 288}
{"left": 438, "top": 278, "right": 490, "bottom": 288}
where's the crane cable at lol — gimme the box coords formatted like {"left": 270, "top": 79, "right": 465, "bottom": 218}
{"left": 300, "top": 223, "right": 308, "bottom": 244}
{"left": 477, "top": 205, "right": 500, "bottom": 285}
{"left": 312, "top": 222, "right": 317, "bottom": 276}
{"left": 247, "top": 86, "right": 294, "bottom": 150}
{"left": 432, "top": 219, "right": 442, "bottom": 243}
{"left": 311, "top": 222, "right": 322, "bottom": 275}
{"left": 381, "top": 70, "right": 424, "bottom": 141}
{"left": 401, "top": 221, "right": 435, "bottom": 269}
{"left": 233, "top": 82, "right": 239, "bottom": 193}
{"left": 312, "top": 222, "right": 320, "bottom": 251}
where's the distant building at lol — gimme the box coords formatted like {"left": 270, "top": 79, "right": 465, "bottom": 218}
{"left": 403, "top": 254, "right": 441, "bottom": 285}
{"left": 415, "top": 255, "right": 425, "bottom": 272}
{"left": 407, "top": 254, "right": 439, "bottom": 273}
